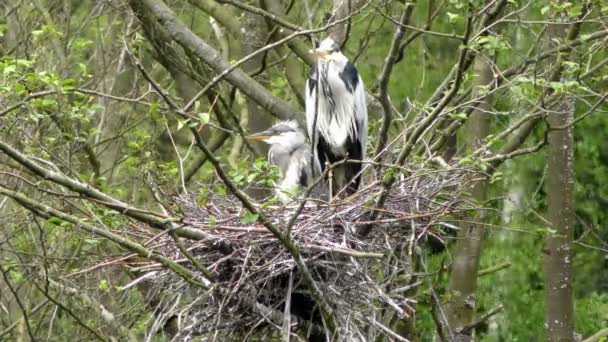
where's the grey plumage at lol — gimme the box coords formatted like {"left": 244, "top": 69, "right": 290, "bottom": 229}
{"left": 306, "top": 37, "right": 367, "bottom": 196}
{"left": 247, "top": 121, "right": 313, "bottom": 204}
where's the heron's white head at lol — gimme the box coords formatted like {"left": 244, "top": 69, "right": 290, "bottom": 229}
{"left": 246, "top": 121, "right": 306, "bottom": 147}
{"left": 309, "top": 37, "right": 348, "bottom": 66}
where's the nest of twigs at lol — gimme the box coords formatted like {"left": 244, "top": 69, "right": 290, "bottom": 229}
{"left": 131, "top": 166, "right": 478, "bottom": 341}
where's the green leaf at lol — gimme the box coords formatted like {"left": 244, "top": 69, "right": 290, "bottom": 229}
{"left": 177, "top": 119, "right": 189, "bottom": 131}
{"left": 240, "top": 212, "right": 259, "bottom": 224}
{"left": 47, "top": 217, "right": 63, "bottom": 225}
{"left": 540, "top": 5, "right": 550, "bottom": 15}
{"left": 447, "top": 12, "right": 461, "bottom": 24}
{"left": 99, "top": 279, "right": 110, "bottom": 291}
{"left": 198, "top": 112, "right": 210, "bottom": 125}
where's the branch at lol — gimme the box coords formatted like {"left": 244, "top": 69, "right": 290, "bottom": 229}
{"left": 45, "top": 279, "right": 138, "bottom": 342}
{"left": 374, "top": 2, "right": 415, "bottom": 158}
{"left": 0, "top": 185, "right": 210, "bottom": 289}
{"left": 0, "top": 90, "right": 56, "bottom": 117}
{"left": 218, "top": 0, "right": 303, "bottom": 31}
{"left": 583, "top": 328, "right": 608, "bottom": 342}
{"left": 130, "top": 0, "right": 295, "bottom": 121}
{"left": 0, "top": 264, "right": 36, "bottom": 341}
{"left": 0, "top": 299, "right": 49, "bottom": 339}
{"left": 186, "top": 0, "right": 238, "bottom": 36}
{"left": 477, "top": 260, "right": 511, "bottom": 277}
{"left": 457, "top": 304, "right": 503, "bottom": 335}
{"left": 358, "top": 12, "right": 475, "bottom": 237}
{"left": 0, "top": 140, "right": 208, "bottom": 240}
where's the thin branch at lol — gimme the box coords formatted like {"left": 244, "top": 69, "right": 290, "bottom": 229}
{"left": 457, "top": 304, "right": 503, "bottom": 335}
{"left": 374, "top": 2, "right": 415, "bottom": 158}
{"left": 0, "top": 185, "right": 210, "bottom": 289}
{"left": 583, "top": 328, "right": 608, "bottom": 342}
{"left": 217, "top": 0, "right": 304, "bottom": 31}
{"left": 359, "top": 12, "right": 475, "bottom": 237}
{"left": 0, "top": 299, "right": 49, "bottom": 339}
{"left": 177, "top": 0, "right": 370, "bottom": 120}
{"left": 0, "top": 264, "right": 36, "bottom": 341}
{"left": 477, "top": 261, "right": 511, "bottom": 277}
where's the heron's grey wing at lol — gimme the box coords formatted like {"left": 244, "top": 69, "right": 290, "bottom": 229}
{"left": 291, "top": 146, "right": 314, "bottom": 188}
{"left": 353, "top": 74, "right": 368, "bottom": 161}
{"left": 305, "top": 64, "right": 318, "bottom": 140}
{"left": 341, "top": 74, "right": 367, "bottom": 194}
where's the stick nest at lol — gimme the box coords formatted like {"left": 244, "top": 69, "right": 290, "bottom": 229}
{"left": 133, "top": 166, "right": 477, "bottom": 340}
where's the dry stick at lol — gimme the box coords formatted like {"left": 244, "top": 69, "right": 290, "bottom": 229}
{"left": 168, "top": 231, "right": 216, "bottom": 280}
{"left": 0, "top": 186, "right": 210, "bottom": 289}
{"left": 281, "top": 270, "right": 294, "bottom": 342}
{"left": 374, "top": 2, "right": 415, "bottom": 159}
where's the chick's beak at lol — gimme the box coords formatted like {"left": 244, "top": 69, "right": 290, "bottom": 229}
{"left": 246, "top": 131, "right": 272, "bottom": 141}
{"left": 309, "top": 48, "right": 331, "bottom": 61}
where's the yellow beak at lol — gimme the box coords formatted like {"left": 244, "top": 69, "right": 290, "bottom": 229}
{"left": 246, "top": 135, "right": 270, "bottom": 141}
{"left": 309, "top": 48, "right": 331, "bottom": 61}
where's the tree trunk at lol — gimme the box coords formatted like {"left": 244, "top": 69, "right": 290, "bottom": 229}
{"left": 443, "top": 51, "right": 494, "bottom": 341}
{"left": 241, "top": 10, "right": 271, "bottom": 156}
{"left": 542, "top": 12, "right": 581, "bottom": 340}
{"left": 544, "top": 90, "right": 575, "bottom": 342}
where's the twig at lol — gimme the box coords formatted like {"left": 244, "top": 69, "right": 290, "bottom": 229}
{"left": 0, "top": 186, "right": 210, "bottom": 289}
{"left": 0, "top": 264, "right": 36, "bottom": 341}
{"left": 583, "top": 328, "right": 608, "bottom": 342}
{"left": 457, "top": 304, "right": 503, "bottom": 334}
{"left": 374, "top": 2, "right": 415, "bottom": 159}
{"left": 477, "top": 261, "right": 511, "bottom": 277}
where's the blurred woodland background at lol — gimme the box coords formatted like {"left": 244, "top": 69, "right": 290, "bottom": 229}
{"left": 0, "top": 0, "right": 607, "bottom": 341}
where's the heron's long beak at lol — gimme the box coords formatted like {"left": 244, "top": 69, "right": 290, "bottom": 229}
{"left": 246, "top": 131, "right": 272, "bottom": 141}
{"left": 309, "top": 48, "right": 332, "bottom": 61}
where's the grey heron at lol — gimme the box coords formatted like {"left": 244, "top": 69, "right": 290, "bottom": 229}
{"left": 306, "top": 37, "right": 367, "bottom": 196}
{"left": 247, "top": 121, "right": 313, "bottom": 203}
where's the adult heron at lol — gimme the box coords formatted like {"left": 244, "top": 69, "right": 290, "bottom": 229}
{"left": 247, "top": 121, "right": 313, "bottom": 204}
{"left": 306, "top": 37, "right": 367, "bottom": 196}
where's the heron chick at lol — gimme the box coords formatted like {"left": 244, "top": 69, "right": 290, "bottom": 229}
{"left": 247, "top": 121, "right": 313, "bottom": 204}
{"left": 306, "top": 37, "right": 367, "bottom": 197}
